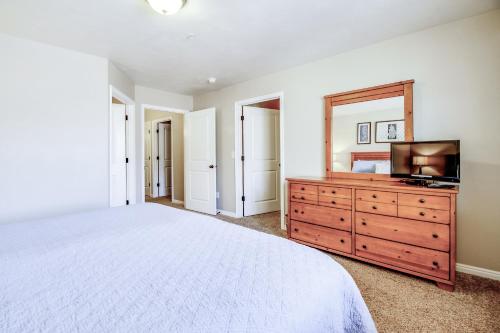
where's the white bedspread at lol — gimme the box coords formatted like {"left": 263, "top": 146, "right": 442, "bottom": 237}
{"left": 0, "top": 203, "right": 376, "bottom": 333}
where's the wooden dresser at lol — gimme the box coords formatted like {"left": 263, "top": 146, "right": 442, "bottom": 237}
{"left": 287, "top": 177, "right": 458, "bottom": 291}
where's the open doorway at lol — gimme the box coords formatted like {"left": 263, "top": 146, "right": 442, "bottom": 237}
{"left": 144, "top": 108, "right": 184, "bottom": 205}
{"left": 234, "top": 93, "right": 285, "bottom": 229}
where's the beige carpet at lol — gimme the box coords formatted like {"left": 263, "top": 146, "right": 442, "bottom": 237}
{"left": 148, "top": 197, "right": 500, "bottom": 332}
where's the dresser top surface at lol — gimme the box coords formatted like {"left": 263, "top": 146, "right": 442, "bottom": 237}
{"left": 287, "top": 176, "right": 459, "bottom": 194}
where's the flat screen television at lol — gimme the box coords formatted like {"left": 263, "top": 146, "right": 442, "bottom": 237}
{"left": 391, "top": 140, "right": 460, "bottom": 183}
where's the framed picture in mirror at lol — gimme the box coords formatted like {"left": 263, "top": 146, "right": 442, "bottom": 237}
{"left": 357, "top": 122, "right": 371, "bottom": 144}
{"left": 375, "top": 119, "right": 405, "bottom": 143}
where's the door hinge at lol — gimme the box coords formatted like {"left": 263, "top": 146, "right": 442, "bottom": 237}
{"left": 156, "top": 129, "right": 159, "bottom": 133}
{"left": 157, "top": 183, "right": 160, "bottom": 187}
{"left": 242, "top": 195, "right": 245, "bottom": 202}
{"left": 241, "top": 155, "right": 245, "bottom": 161}
{"left": 125, "top": 115, "right": 128, "bottom": 121}
{"left": 241, "top": 115, "right": 244, "bottom": 121}
{"left": 126, "top": 200, "right": 129, "bottom": 205}
{"left": 125, "top": 157, "right": 129, "bottom": 163}
{"left": 156, "top": 156, "right": 159, "bottom": 160}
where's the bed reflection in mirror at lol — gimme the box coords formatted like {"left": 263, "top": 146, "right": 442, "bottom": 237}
{"left": 331, "top": 96, "right": 405, "bottom": 174}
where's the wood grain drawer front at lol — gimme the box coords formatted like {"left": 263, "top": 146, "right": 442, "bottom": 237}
{"left": 291, "top": 220, "right": 352, "bottom": 253}
{"left": 318, "top": 186, "right": 351, "bottom": 199}
{"left": 356, "top": 189, "right": 397, "bottom": 204}
{"left": 398, "top": 206, "right": 450, "bottom": 224}
{"left": 290, "top": 184, "right": 318, "bottom": 195}
{"left": 290, "top": 192, "right": 318, "bottom": 205}
{"left": 355, "top": 212, "right": 450, "bottom": 251}
{"left": 356, "top": 235, "right": 449, "bottom": 279}
{"left": 290, "top": 202, "right": 351, "bottom": 231}
{"left": 318, "top": 196, "right": 352, "bottom": 210}
{"left": 398, "top": 193, "right": 450, "bottom": 210}
{"left": 356, "top": 200, "right": 397, "bottom": 217}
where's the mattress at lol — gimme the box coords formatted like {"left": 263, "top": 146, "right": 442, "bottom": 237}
{"left": 0, "top": 203, "right": 376, "bottom": 332}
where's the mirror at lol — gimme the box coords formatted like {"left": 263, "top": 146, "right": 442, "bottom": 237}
{"left": 325, "top": 80, "right": 414, "bottom": 178}
{"left": 331, "top": 96, "right": 404, "bottom": 173}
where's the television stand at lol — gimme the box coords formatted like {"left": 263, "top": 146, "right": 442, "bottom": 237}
{"left": 400, "top": 179, "right": 429, "bottom": 187}
{"left": 400, "top": 179, "right": 456, "bottom": 189}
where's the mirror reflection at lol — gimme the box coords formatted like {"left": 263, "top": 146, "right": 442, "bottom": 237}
{"left": 331, "top": 96, "right": 405, "bottom": 174}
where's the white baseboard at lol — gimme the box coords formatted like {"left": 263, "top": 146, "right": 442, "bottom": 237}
{"left": 218, "top": 210, "right": 238, "bottom": 218}
{"left": 456, "top": 263, "right": 500, "bottom": 281}
{"left": 172, "top": 199, "right": 184, "bottom": 205}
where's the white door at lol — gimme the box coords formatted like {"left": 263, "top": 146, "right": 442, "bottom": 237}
{"left": 243, "top": 106, "right": 280, "bottom": 216}
{"left": 184, "top": 108, "right": 217, "bottom": 215}
{"left": 158, "top": 122, "right": 172, "bottom": 197}
{"left": 144, "top": 122, "right": 152, "bottom": 197}
{"left": 110, "top": 104, "right": 127, "bottom": 207}
{"left": 164, "top": 123, "right": 172, "bottom": 196}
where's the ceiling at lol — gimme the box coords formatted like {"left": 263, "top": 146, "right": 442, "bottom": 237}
{"left": 1, "top": 0, "right": 498, "bottom": 95}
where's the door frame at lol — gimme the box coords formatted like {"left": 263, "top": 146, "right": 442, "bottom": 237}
{"left": 109, "top": 85, "right": 136, "bottom": 207}
{"left": 150, "top": 116, "right": 173, "bottom": 200}
{"left": 234, "top": 92, "right": 285, "bottom": 229}
{"left": 139, "top": 104, "right": 189, "bottom": 204}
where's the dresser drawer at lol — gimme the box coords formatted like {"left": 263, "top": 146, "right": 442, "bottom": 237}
{"left": 356, "top": 212, "right": 450, "bottom": 251}
{"left": 291, "top": 202, "right": 351, "bottom": 231}
{"left": 398, "top": 193, "right": 450, "bottom": 210}
{"left": 356, "top": 189, "right": 397, "bottom": 204}
{"left": 290, "top": 192, "right": 318, "bottom": 205}
{"left": 355, "top": 234, "right": 449, "bottom": 279}
{"left": 318, "top": 186, "right": 351, "bottom": 199}
{"left": 291, "top": 220, "right": 352, "bottom": 253}
{"left": 318, "top": 196, "right": 352, "bottom": 210}
{"left": 398, "top": 206, "right": 450, "bottom": 224}
{"left": 356, "top": 200, "right": 397, "bottom": 217}
{"left": 290, "top": 183, "right": 318, "bottom": 195}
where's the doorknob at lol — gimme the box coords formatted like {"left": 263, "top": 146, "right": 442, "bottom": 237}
{"left": 209, "top": 164, "right": 215, "bottom": 169}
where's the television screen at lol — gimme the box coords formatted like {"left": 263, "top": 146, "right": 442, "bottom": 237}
{"left": 391, "top": 140, "right": 460, "bottom": 182}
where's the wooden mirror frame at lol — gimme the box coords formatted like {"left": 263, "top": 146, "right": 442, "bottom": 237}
{"left": 325, "top": 80, "right": 414, "bottom": 180}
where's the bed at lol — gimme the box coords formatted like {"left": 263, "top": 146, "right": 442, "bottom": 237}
{"left": 351, "top": 151, "right": 391, "bottom": 174}
{"left": 0, "top": 203, "right": 376, "bottom": 333}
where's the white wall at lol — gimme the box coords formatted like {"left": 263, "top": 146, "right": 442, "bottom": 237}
{"left": 0, "top": 33, "right": 109, "bottom": 223}
{"left": 134, "top": 85, "right": 193, "bottom": 202}
{"left": 193, "top": 10, "right": 500, "bottom": 271}
{"left": 108, "top": 62, "right": 135, "bottom": 100}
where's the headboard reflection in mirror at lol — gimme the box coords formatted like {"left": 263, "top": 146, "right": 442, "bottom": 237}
{"left": 325, "top": 80, "right": 414, "bottom": 180}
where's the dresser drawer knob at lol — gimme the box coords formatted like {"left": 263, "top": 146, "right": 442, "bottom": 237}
{"left": 340, "top": 217, "right": 345, "bottom": 222}
{"left": 331, "top": 200, "right": 336, "bottom": 205}
{"left": 301, "top": 211, "right": 304, "bottom": 214}
{"left": 340, "top": 239, "right": 345, "bottom": 243}
{"left": 294, "top": 209, "right": 298, "bottom": 213}
{"left": 362, "top": 221, "right": 367, "bottom": 226}
{"left": 372, "top": 205, "right": 377, "bottom": 210}
{"left": 301, "top": 187, "right": 305, "bottom": 191}
{"left": 419, "top": 198, "right": 426, "bottom": 203}
{"left": 372, "top": 194, "right": 377, "bottom": 199}
{"left": 294, "top": 228, "right": 299, "bottom": 232}
{"left": 362, "top": 245, "right": 367, "bottom": 249}
{"left": 432, "top": 261, "right": 439, "bottom": 267}
{"left": 332, "top": 190, "right": 336, "bottom": 194}
{"left": 432, "top": 233, "right": 438, "bottom": 238}
{"left": 301, "top": 196, "right": 305, "bottom": 200}
{"left": 419, "top": 212, "right": 425, "bottom": 216}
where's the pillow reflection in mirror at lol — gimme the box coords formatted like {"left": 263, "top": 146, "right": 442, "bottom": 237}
{"left": 352, "top": 160, "right": 377, "bottom": 173}
{"left": 375, "top": 160, "right": 391, "bottom": 174}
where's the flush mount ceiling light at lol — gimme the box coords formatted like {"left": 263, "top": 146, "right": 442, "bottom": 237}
{"left": 146, "top": 0, "right": 187, "bottom": 15}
